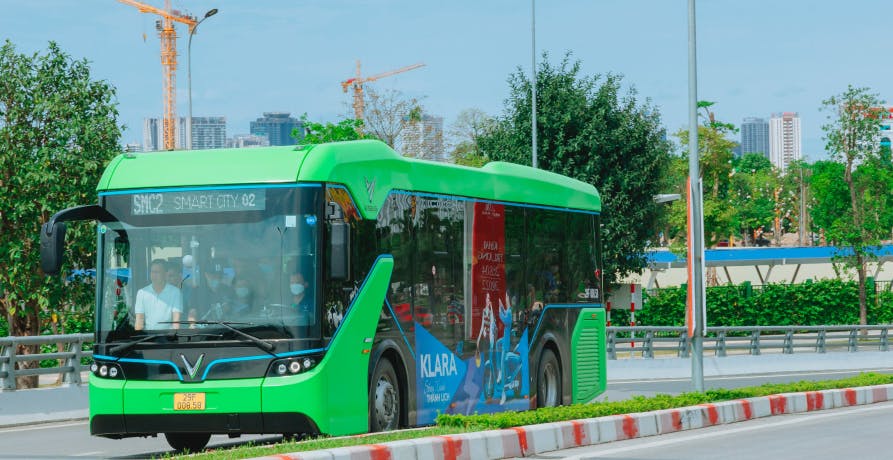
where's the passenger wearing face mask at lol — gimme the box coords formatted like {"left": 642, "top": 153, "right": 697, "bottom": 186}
{"left": 289, "top": 272, "right": 313, "bottom": 320}
{"left": 231, "top": 278, "right": 254, "bottom": 315}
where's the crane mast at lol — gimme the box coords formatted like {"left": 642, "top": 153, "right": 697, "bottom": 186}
{"left": 118, "top": 0, "right": 197, "bottom": 150}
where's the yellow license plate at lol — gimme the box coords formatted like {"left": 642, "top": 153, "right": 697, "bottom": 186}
{"left": 173, "top": 392, "right": 206, "bottom": 411}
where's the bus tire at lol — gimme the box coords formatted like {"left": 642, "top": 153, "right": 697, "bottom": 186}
{"left": 164, "top": 432, "right": 211, "bottom": 452}
{"left": 369, "top": 358, "right": 400, "bottom": 432}
{"left": 536, "top": 348, "right": 562, "bottom": 408}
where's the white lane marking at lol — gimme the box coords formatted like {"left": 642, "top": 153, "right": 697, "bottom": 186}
{"left": 562, "top": 403, "right": 893, "bottom": 459}
{"left": 609, "top": 368, "right": 893, "bottom": 384}
{"left": 73, "top": 451, "right": 103, "bottom": 457}
{"left": 0, "top": 421, "right": 87, "bottom": 433}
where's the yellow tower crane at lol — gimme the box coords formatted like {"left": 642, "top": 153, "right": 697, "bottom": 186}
{"left": 118, "top": 0, "right": 197, "bottom": 150}
{"left": 341, "top": 61, "right": 425, "bottom": 122}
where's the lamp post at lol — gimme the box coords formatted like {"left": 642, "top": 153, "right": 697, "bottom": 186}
{"left": 187, "top": 8, "right": 218, "bottom": 151}
{"left": 687, "top": 0, "right": 706, "bottom": 392}
{"left": 531, "top": 0, "right": 537, "bottom": 169}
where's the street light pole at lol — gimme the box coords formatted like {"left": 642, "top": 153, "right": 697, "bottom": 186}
{"left": 687, "top": 0, "right": 706, "bottom": 392}
{"left": 187, "top": 8, "right": 218, "bottom": 151}
{"left": 531, "top": 0, "right": 538, "bottom": 169}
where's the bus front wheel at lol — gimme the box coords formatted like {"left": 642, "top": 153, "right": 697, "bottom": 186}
{"left": 164, "top": 432, "right": 211, "bottom": 452}
{"left": 536, "top": 349, "right": 562, "bottom": 408}
{"left": 369, "top": 358, "right": 400, "bottom": 432}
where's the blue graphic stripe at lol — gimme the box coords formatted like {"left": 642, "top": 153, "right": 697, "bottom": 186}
{"left": 530, "top": 303, "right": 604, "bottom": 343}
{"left": 118, "top": 357, "right": 183, "bottom": 380}
{"left": 100, "top": 183, "right": 320, "bottom": 196}
{"left": 275, "top": 348, "right": 327, "bottom": 358}
{"left": 200, "top": 354, "right": 270, "bottom": 381}
{"left": 389, "top": 189, "right": 600, "bottom": 215}
{"left": 384, "top": 298, "right": 414, "bottom": 358}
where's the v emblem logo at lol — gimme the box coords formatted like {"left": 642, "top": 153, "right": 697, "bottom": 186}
{"left": 364, "top": 176, "right": 376, "bottom": 203}
{"left": 180, "top": 353, "right": 205, "bottom": 379}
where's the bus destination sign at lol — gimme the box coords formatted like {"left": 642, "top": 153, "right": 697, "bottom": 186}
{"left": 131, "top": 190, "right": 266, "bottom": 216}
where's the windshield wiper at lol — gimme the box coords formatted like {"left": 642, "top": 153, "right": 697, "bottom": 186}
{"left": 109, "top": 333, "right": 174, "bottom": 355}
{"left": 176, "top": 320, "right": 276, "bottom": 354}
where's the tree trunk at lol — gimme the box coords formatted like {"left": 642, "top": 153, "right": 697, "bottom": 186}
{"left": 9, "top": 302, "right": 40, "bottom": 389}
{"left": 844, "top": 156, "right": 868, "bottom": 331}
{"left": 857, "top": 253, "right": 868, "bottom": 331}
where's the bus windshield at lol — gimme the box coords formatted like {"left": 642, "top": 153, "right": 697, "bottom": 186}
{"left": 96, "top": 185, "right": 322, "bottom": 345}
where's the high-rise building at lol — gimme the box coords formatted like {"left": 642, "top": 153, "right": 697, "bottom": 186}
{"left": 740, "top": 117, "right": 770, "bottom": 159}
{"left": 145, "top": 117, "right": 227, "bottom": 151}
{"left": 769, "top": 112, "right": 801, "bottom": 173}
{"left": 400, "top": 114, "right": 444, "bottom": 160}
{"left": 249, "top": 112, "right": 303, "bottom": 146}
{"left": 190, "top": 116, "right": 227, "bottom": 150}
{"left": 143, "top": 118, "right": 162, "bottom": 152}
{"left": 143, "top": 117, "right": 186, "bottom": 151}
{"left": 228, "top": 134, "right": 271, "bottom": 148}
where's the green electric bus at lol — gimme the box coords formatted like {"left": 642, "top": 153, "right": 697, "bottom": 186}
{"left": 40, "top": 140, "right": 606, "bottom": 452}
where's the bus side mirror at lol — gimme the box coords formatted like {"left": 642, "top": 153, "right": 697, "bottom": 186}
{"left": 329, "top": 221, "right": 350, "bottom": 280}
{"left": 40, "top": 221, "right": 67, "bottom": 276}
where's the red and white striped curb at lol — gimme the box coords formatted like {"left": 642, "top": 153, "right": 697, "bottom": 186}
{"left": 253, "top": 383, "right": 893, "bottom": 460}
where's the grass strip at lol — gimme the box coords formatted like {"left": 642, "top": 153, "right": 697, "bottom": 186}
{"left": 169, "top": 372, "right": 893, "bottom": 459}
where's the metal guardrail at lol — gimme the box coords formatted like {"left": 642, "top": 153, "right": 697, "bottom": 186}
{"left": 0, "top": 333, "right": 93, "bottom": 391}
{"left": 3, "top": 326, "right": 891, "bottom": 389}
{"left": 607, "top": 325, "right": 893, "bottom": 360}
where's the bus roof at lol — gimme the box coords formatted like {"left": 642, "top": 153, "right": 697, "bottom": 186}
{"left": 98, "top": 140, "right": 601, "bottom": 218}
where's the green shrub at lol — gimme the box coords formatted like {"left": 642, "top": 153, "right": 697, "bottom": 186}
{"left": 630, "top": 279, "right": 893, "bottom": 327}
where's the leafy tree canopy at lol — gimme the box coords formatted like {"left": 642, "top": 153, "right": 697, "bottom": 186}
{"left": 296, "top": 116, "right": 377, "bottom": 144}
{"left": 819, "top": 84, "right": 893, "bottom": 325}
{"left": 477, "top": 52, "right": 672, "bottom": 287}
{"left": 0, "top": 41, "right": 121, "bottom": 348}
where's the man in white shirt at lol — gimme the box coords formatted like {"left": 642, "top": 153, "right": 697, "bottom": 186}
{"left": 135, "top": 259, "right": 183, "bottom": 330}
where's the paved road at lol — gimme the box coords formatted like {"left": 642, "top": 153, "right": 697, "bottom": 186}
{"left": 528, "top": 400, "right": 893, "bottom": 459}
{"left": 0, "top": 421, "right": 280, "bottom": 459}
{"left": 3, "top": 352, "right": 892, "bottom": 458}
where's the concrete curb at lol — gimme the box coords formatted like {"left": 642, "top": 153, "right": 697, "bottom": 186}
{"left": 250, "top": 383, "right": 893, "bottom": 460}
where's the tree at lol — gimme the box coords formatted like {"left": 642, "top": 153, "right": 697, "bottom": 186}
{"left": 0, "top": 41, "right": 121, "bottom": 386}
{"left": 363, "top": 87, "right": 423, "bottom": 149}
{"left": 477, "top": 52, "right": 672, "bottom": 287}
{"left": 296, "top": 116, "right": 377, "bottom": 144}
{"left": 447, "top": 108, "right": 493, "bottom": 166}
{"left": 820, "top": 85, "right": 893, "bottom": 326}
{"left": 729, "top": 153, "right": 779, "bottom": 246}
{"left": 672, "top": 102, "right": 739, "bottom": 248}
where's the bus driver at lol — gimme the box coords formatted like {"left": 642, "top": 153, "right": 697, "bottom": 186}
{"left": 134, "top": 259, "right": 183, "bottom": 330}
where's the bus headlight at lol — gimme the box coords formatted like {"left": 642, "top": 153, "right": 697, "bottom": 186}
{"left": 267, "top": 354, "right": 321, "bottom": 377}
{"left": 91, "top": 361, "right": 124, "bottom": 379}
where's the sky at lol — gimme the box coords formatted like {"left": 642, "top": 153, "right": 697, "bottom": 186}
{"left": 2, "top": 0, "right": 891, "bottom": 159}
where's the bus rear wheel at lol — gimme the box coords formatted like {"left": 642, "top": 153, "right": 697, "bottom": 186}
{"left": 369, "top": 358, "right": 400, "bottom": 432}
{"left": 537, "top": 349, "right": 562, "bottom": 408}
{"left": 164, "top": 432, "right": 211, "bottom": 453}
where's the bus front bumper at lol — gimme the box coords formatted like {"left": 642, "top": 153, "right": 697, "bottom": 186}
{"left": 89, "top": 375, "right": 321, "bottom": 437}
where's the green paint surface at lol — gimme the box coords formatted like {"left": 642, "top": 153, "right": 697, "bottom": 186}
{"left": 571, "top": 308, "right": 607, "bottom": 404}
{"left": 98, "top": 140, "right": 600, "bottom": 218}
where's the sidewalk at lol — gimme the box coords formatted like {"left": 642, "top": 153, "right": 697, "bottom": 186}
{"left": 607, "top": 350, "right": 893, "bottom": 381}
{"left": 0, "top": 373, "right": 89, "bottom": 428}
